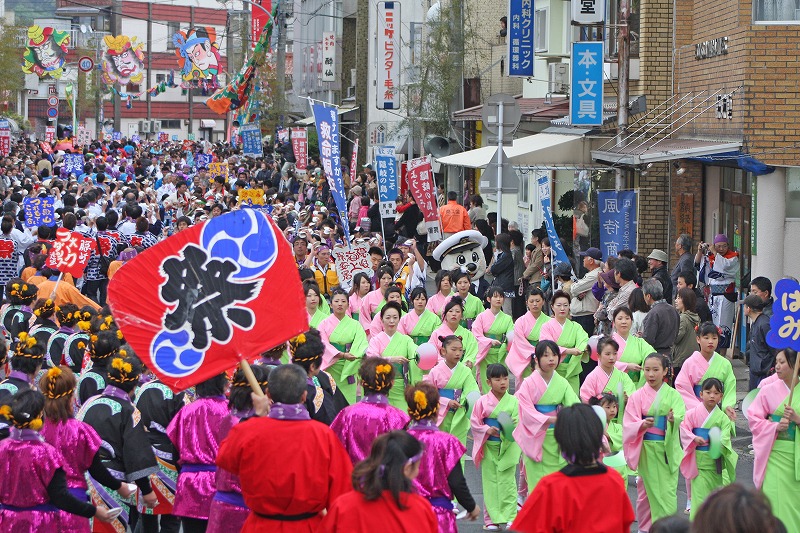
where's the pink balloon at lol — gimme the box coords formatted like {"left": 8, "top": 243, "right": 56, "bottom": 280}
{"left": 505, "top": 330, "right": 514, "bottom": 351}
{"left": 587, "top": 335, "right": 602, "bottom": 362}
{"left": 416, "top": 342, "right": 439, "bottom": 371}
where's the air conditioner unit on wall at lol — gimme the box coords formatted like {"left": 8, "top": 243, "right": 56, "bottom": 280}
{"left": 152, "top": 120, "right": 162, "bottom": 132}
{"left": 548, "top": 63, "right": 569, "bottom": 95}
{"left": 140, "top": 121, "right": 150, "bottom": 133}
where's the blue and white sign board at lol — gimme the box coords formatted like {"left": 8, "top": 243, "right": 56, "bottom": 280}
{"left": 240, "top": 124, "right": 263, "bottom": 158}
{"left": 508, "top": 0, "right": 534, "bottom": 77}
{"left": 376, "top": 146, "right": 398, "bottom": 218}
{"left": 598, "top": 190, "right": 638, "bottom": 260}
{"left": 570, "top": 41, "right": 604, "bottom": 126}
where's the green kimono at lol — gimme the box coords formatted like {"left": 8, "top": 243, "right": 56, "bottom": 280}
{"left": 605, "top": 419, "right": 629, "bottom": 478}
{"left": 480, "top": 392, "right": 521, "bottom": 525}
{"left": 407, "top": 310, "right": 442, "bottom": 346}
{"left": 763, "top": 391, "right": 800, "bottom": 531}
{"left": 326, "top": 316, "right": 368, "bottom": 405}
{"left": 524, "top": 373, "right": 580, "bottom": 491}
{"left": 519, "top": 313, "right": 550, "bottom": 380}
{"left": 309, "top": 307, "right": 329, "bottom": 329}
{"left": 618, "top": 335, "right": 655, "bottom": 388}
{"left": 477, "top": 311, "right": 514, "bottom": 389}
{"left": 459, "top": 293, "right": 484, "bottom": 328}
{"left": 689, "top": 406, "right": 737, "bottom": 520}
{"left": 437, "top": 362, "right": 480, "bottom": 447}
{"left": 382, "top": 333, "right": 420, "bottom": 409}
{"left": 701, "top": 354, "right": 738, "bottom": 411}
{"left": 604, "top": 367, "right": 636, "bottom": 425}
{"left": 552, "top": 319, "right": 589, "bottom": 394}
{"left": 638, "top": 384, "right": 685, "bottom": 524}
{"left": 441, "top": 324, "right": 479, "bottom": 367}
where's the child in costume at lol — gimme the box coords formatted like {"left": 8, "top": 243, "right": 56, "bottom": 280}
{"left": 513, "top": 339, "right": 580, "bottom": 492}
{"left": 425, "top": 334, "right": 479, "bottom": 447}
{"left": 0, "top": 278, "right": 37, "bottom": 342}
{"left": 368, "top": 286, "right": 407, "bottom": 337}
{"left": 0, "top": 389, "right": 117, "bottom": 531}
{"left": 167, "top": 373, "right": 231, "bottom": 533}
{"left": 398, "top": 287, "right": 442, "bottom": 347}
{"left": 505, "top": 287, "right": 550, "bottom": 382}
{"left": 45, "top": 303, "right": 79, "bottom": 369}
{"left": 746, "top": 347, "right": 800, "bottom": 531}
{"left": 511, "top": 404, "right": 634, "bottom": 532}
{"left": 304, "top": 281, "right": 330, "bottom": 329}
{"left": 426, "top": 270, "right": 453, "bottom": 318}
{"left": 207, "top": 365, "right": 269, "bottom": 533}
{"left": 539, "top": 290, "right": 589, "bottom": 394}
{"left": 611, "top": 306, "right": 655, "bottom": 388}
{"left": 292, "top": 328, "right": 347, "bottom": 424}
{"left": 29, "top": 298, "right": 58, "bottom": 352}
{"left": 359, "top": 266, "right": 394, "bottom": 331}
{"left": 366, "top": 302, "right": 419, "bottom": 409}
{"left": 428, "top": 297, "right": 479, "bottom": 369}
{"left": 451, "top": 269, "right": 484, "bottom": 329}
{"left": 675, "top": 322, "right": 737, "bottom": 419}
{"left": 348, "top": 272, "right": 372, "bottom": 322}
{"left": 406, "top": 382, "right": 480, "bottom": 532}
{"left": 77, "top": 351, "right": 159, "bottom": 533}
{"left": 321, "top": 430, "right": 437, "bottom": 533}
{"left": 580, "top": 337, "right": 635, "bottom": 419}
{"left": 134, "top": 359, "right": 188, "bottom": 533}
{"left": 39, "top": 366, "right": 135, "bottom": 532}
{"left": 472, "top": 286, "right": 514, "bottom": 391}
{"left": 623, "top": 353, "right": 686, "bottom": 532}
{"left": 469, "top": 363, "right": 520, "bottom": 530}
{"left": 61, "top": 309, "right": 94, "bottom": 374}
{"left": 77, "top": 329, "right": 121, "bottom": 405}
{"left": 588, "top": 392, "right": 623, "bottom": 459}
{"left": 330, "top": 357, "right": 410, "bottom": 464}
{"left": 320, "top": 288, "right": 368, "bottom": 405}
{"left": 679, "top": 377, "right": 737, "bottom": 520}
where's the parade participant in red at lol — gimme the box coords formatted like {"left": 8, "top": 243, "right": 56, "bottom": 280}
{"left": 216, "top": 363, "right": 353, "bottom": 532}
{"left": 0, "top": 390, "right": 117, "bottom": 531}
{"left": 39, "top": 366, "right": 135, "bottom": 532}
{"left": 512, "top": 403, "right": 634, "bottom": 532}
{"left": 320, "top": 430, "right": 437, "bottom": 533}
{"left": 167, "top": 373, "right": 231, "bottom": 533}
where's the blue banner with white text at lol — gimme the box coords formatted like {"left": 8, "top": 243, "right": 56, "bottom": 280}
{"left": 598, "top": 190, "right": 638, "bottom": 260}
{"left": 312, "top": 103, "right": 350, "bottom": 243}
{"left": 570, "top": 41, "right": 604, "bottom": 126}
{"left": 536, "top": 174, "right": 571, "bottom": 270}
{"left": 508, "top": 0, "right": 534, "bottom": 77}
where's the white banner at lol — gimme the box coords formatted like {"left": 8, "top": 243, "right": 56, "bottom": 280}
{"left": 332, "top": 242, "right": 372, "bottom": 292}
{"left": 376, "top": 1, "right": 400, "bottom": 109}
{"left": 322, "top": 31, "right": 336, "bottom": 82}
{"left": 571, "top": 0, "right": 605, "bottom": 25}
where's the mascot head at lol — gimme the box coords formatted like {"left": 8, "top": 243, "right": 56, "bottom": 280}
{"left": 432, "top": 230, "right": 488, "bottom": 282}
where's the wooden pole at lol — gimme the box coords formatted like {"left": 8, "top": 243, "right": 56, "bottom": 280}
{"left": 49, "top": 272, "right": 64, "bottom": 301}
{"left": 239, "top": 358, "right": 265, "bottom": 397}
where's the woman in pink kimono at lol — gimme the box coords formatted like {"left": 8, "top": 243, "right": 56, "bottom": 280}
{"left": 472, "top": 286, "right": 514, "bottom": 392}
{"left": 359, "top": 266, "right": 394, "bottom": 332}
{"left": 505, "top": 287, "right": 550, "bottom": 383}
{"left": 426, "top": 270, "right": 453, "bottom": 318}
{"left": 366, "top": 301, "right": 418, "bottom": 409}
{"left": 539, "top": 290, "right": 588, "bottom": 394}
{"left": 368, "top": 286, "right": 406, "bottom": 337}
{"left": 428, "top": 297, "right": 479, "bottom": 368}
{"left": 319, "top": 289, "right": 369, "bottom": 405}
{"left": 348, "top": 272, "right": 372, "bottom": 322}
{"left": 399, "top": 287, "right": 442, "bottom": 347}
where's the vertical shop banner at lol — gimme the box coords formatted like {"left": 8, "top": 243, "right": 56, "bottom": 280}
{"left": 291, "top": 128, "right": 308, "bottom": 170}
{"left": 376, "top": 2, "right": 400, "bottom": 109}
{"left": 312, "top": 103, "right": 350, "bottom": 243}
{"left": 45, "top": 126, "right": 56, "bottom": 143}
{"left": 570, "top": 41, "right": 604, "bottom": 126}
{"left": 407, "top": 156, "right": 442, "bottom": 241}
{"left": 508, "top": 0, "right": 534, "bottom": 77}
{"left": 240, "top": 123, "right": 263, "bottom": 158}
{"left": 322, "top": 32, "right": 336, "bottom": 82}
{"left": 350, "top": 138, "right": 359, "bottom": 179}
{"left": 376, "top": 146, "right": 398, "bottom": 218}
{"left": 0, "top": 129, "right": 9, "bottom": 156}
{"left": 536, "top": 174, "right": 571, "bottom": 267}
{"left": 598, "top": 190, "right": 638, "bottom": 260}
{"left": 251, "top": 0, "right": 272, "bottom": 49}
{"left": 571, "top": 0, "right": 605, "bottom": 24}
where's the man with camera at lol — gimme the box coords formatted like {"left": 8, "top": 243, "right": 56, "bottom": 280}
{"left": 695, "top": 233, "right": 739, "bottom": 332}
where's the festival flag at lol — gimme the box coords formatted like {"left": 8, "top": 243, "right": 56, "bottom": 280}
{"left": 46, "top": 228, "right": 94, "bottom": 279}
{"left": 312, "top": 103, "right": 350, "bottom": 244}
{"left": 107, "top": 210, "right": 308, "bottom": 391}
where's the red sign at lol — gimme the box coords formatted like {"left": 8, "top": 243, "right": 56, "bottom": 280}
{"left": 45, "top": 126, "right": 56, "bottom": 143}
{"left": 159, "top": 132, "right": 169, "bottom": 143}
{"left": 46, "top": 228, "right": 95, "bottom": 279}
{"left": 251, "top": 0, "right": 272, "bottom": 48}
{"left": 350, "top": 138, "right": 358, "bottom": 180}
{"left": 39, "top": 141, "right": 52, "bottom": 155}
{"left": 0, "top": 130, "right": 10, "bottom": 157}
{"left": 291, "top": 128, "right": 308, "bottom": 170}
{"left": 407, "top": 156, "right": 442, "bottom": 240}
{"left": 107, "top": 210, "right": 308, "bottom": 391}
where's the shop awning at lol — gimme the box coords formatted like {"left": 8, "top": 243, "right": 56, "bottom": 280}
{"left": 294, "top": 106, "right": 360, "bottom": 126}
{"left": 200, "top": 119, "right": 216, "bottom": 129}
{"left": 591, "top": 138, "right": 742, "bottom": 166}
{"left": 688, "top": 151, "right": 776, "bottom": 176}
{"left": 437, "top": 133, "right": 586, "bottom": 169}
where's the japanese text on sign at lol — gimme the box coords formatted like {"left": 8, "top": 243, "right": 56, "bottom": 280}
{"left": 407, "top": 156, "right": 442, "bottom": 241}
{"left": 291, "top": 128, "right": 308, "bottom": 171}
{"left": 240, "top": 123, "right": 263, "bottom": 158}
{"left": 46, "top": 228, "right": 94, "bottom": 279}
{"left": 238, "top": 189, "right": 265, "bottom": 206}
{"left": 350, "top": 139, "right": 359, "bottom": 181}
{"left": 23, "top": 196, "right": 56, "bottom": 228}
{"left": 332, "top": 242, "right": 372, "bottom": 292}
{"left": 63, "top": 153, "right": 85, "bottom": 176}
{"left": 571, "top": 0, "right": 605, "bottom": 24}
{"left": 570, "top": 41, "right": 604, "bottom": 126}
{"left": 208, "top": 162, "right": 229, "bottom": 179}
{"left": 508, "top": 0, "right": 534, "bottom": 77}
{"left": 376, "top": 146, "right": 398, "bottom": 218}
{"left": 768, "top": 279, "right": 800, "bottom": 350}
{"left": 196, "top": 153, "right": 212, "bottom": 169}
{"left": 537, "top": 174, "right": 572, "bottom": 269}
{"left": 597, "top": 190, "right": 637, "bottom": 260}
{"left": 312, "top": 103, "right": 351, "bottom": 243}
{"left": 377, "top": 2, "right": 401, "bottom": 109}
{"left": 0, "top": 130, "right": 9, "bottom": 157}
{"left": 322, "top": 31, "right": 336, "bottom": 82}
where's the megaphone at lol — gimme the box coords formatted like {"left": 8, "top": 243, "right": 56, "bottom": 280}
{"left": 424, "top": 135, "right": 452, "bottom": 158}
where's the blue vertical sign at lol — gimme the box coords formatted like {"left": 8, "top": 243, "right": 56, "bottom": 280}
{"left": 376, "top": 146, "right": 398, "bottom": 218}
{"left": 598, "top": 190, "right": 638, "bottom": 260}
{"left": 536, "top": 174, "right": 571, "bottom": 268}
{"left": 312, "top": 103, "right": 350, "bottom": 243}
{"left": 508, "top": 0, "right": 534, "bottom": 77}
{"left": 570, "top": 41, "right": 604, "bottom": 126}
{"left": 240, "top": 124, "right": 263, "bottom": 158}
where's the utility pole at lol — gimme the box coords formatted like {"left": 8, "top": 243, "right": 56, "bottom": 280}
{"left": 112, "top": 0, "right": 122, "bottom": 132}
{"left": 275, "top": 0, "right": 286, "bottom": 127}
{"left": 146, "top": 2, "right": 152, "bottom": 129}
{"left": 615, "top": 0, "right": 630, "bottom": 191}
{"left": 188, "top": 6, "right": 195, "bottom": 136}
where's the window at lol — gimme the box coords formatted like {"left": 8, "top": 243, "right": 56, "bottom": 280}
{"left": 167, "top": 22, "right": 180, "bottom": 49}
{"left": 755, "top": 1, "right": 800, "bottom": 22}
{"left": 125, "top": 82, "right": 140, "bottom": 93}
{"left": 159, "top": 119, "right": 181, "bottom": 129}
{"left": 786, "top": 168, "right": 800, "bottom": 218}
{"left": 156, "top": 74, "right": 166, "bottom": 84}
{"left": 518, "top": 171, "right": 530, "bottom": 205}
{"left": 604, "top": 0, "right": 639, "bottom": 58}
{"left": 534, "top": 9, "right": 548, "bottom": 52}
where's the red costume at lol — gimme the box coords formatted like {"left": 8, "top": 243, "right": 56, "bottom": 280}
{"left": 320, "top": 490, "right": 438, "bottom": 533}
{"left": 216, "top": 404, "right": 353, "bottom": 532}
{"left": 511, "top": 464, "right": 634, "bottom": 533}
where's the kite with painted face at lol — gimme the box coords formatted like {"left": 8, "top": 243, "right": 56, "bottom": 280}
{"left": 173, "top": 27, "right": 221, "bottom": 88}
{"left": 102, "top": 34, "right": 145, "bottom": 86}
{"left": 22, "top": 26, "right": 70, "bottom": 79}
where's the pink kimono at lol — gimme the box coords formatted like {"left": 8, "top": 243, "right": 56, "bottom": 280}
{"left": 622, "top": 384, "right": 659, "bottom": 472}
{"left": 613, "top": 333, "right": 635, "bottom": 372}
{"left": 429, "top": 322, "right": 460, "bottom": 355}
{"left": 579, "top": 366, "right": 616, "bottom": 403}
{"left": 426, "top": 292, "right": 452, "bottom": 317}
{"left": 505, "top": 312, "right": 549, "bottom": 381}
{"left": 398, "top": 310, "right": 421, "bottom": 335}
{"left": 512, "top": 371, "right": 554, "bottom": 462}
{"left": 366, "top": 331, "right": 393, "bottom": 358}
{"left": 368, "top": 312, "right": 385, "bottom": 338}
{"left": 426, "top": 362, "right": 460, "bottom": 425}
{"left": 348, "top": 293, "right": 362, "bottom": 318}
{"left": 359, "top": 289, "right": 385, "bottom": 331}
{"left": 679, "top": 403, "right": 715, "bottom": 481}
{"left": 318, "top": 314, "right": 344, "bottom": 370}
{"left": 746, "top": 379, "right": 789, "bottom": 488}
{"left": 472, "top": 310, "right": 502, "bottom": 367}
